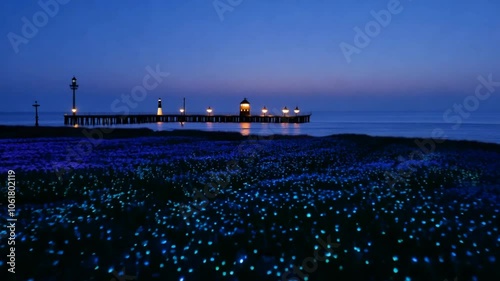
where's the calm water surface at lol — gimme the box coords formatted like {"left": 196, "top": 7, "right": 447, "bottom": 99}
{"left": 1, "top": 111, "right": 499, "bottom": 144}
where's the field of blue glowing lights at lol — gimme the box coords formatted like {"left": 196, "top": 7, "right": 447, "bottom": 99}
{"left": 0, "top": 134, "right": 499, "bottom": 281}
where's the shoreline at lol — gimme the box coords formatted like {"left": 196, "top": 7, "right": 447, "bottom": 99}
{"left": 1, "top": 125, "right": 499, "bottom": 149}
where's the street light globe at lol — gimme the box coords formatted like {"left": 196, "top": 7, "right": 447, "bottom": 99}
{"left": 72, "top": 108, "right": 77, "bottom": 113}
{"left": 207, "top": 106, "right": 212, "bottom": 114}
{"left": 282, "top": 106, "right": 289, "bottom": 115}
{"left": 294, "top": 106, "right": 300, "bottom": 115}
{"left": 72, "top": 76, "right": 77, "bottom": 84}
{"left": 262, "top": 106, "right": 268, "bottom": 115}
{"left": 180, "top": 108, "right": 185, "bottom": 113}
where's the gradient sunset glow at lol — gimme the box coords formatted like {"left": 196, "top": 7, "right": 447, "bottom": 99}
{"left": 2, "top": 0, "right": 499, "bottom": 113}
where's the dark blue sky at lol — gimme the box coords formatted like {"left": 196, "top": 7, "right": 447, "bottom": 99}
{"left": 2, "top": 0, "right": 500, "bottom": 113}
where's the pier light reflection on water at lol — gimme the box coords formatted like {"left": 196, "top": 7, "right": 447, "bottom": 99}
{"left": 293, "top": 123, "right": 300, "bottom": 134}
{"left": 149, "top": 121, "right": 298, "bottom": 136}
{"left": 240, "top": 122, "right": 250, "bottom": 136}
{"left": 7, "top": 111, "right": 500, "bottom": 143}
{"left": 278, "top": 123, "right": 301, "bottom": 135}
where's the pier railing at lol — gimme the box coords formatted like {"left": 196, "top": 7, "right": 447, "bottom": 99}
{"left": 65, "top": 112, "right": 312, "bottom": 116}
{"left": 63, "top": 113, "right": 312, "bottom": 126}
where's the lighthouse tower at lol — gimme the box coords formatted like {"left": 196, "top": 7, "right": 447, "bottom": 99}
{"left": 240, "top": 98, "right": 250, "bottom": 117}
{"left": 157, "top": 98, "right": 163, "bottom": 115}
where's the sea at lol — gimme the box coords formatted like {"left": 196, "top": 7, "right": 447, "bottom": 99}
{"left": 1, "top": 111, "right": 499, "bottom": 144}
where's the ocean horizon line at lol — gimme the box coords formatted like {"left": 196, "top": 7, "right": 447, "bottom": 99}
{"left": 2, "top": 109, "right": 500, "bottom": 114}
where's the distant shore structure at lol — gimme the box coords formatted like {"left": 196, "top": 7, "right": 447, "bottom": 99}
{"left": 240, "top": 98, "right": 250, "bottom": 117}
{"left": 157, "top": 98, "right": 163, "bottom": 115}
{"left": 32, "top": 100, "right": 40, "bottom": 127}
{"left": 64, "top": 96, "right": 311, "bottom": 125}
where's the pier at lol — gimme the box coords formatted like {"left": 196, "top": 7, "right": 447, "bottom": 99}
{"left": 63, "top": 93, "right": 311, "bottom": 126}
{"left": 64, "top": 113, "right": 311, "bottom": 126}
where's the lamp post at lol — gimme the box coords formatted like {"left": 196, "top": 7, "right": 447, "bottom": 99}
{"left": 180, "top": 97, "right": 185, "bottom": 115}
{"left": 282, "top": 106, "right": 289, "bottom": 116}
{"left": 207, "top": 106, "right": 212, "bottom": 116}
{"left": 32, "top": 100, "right": 40, "bottom": 127}
{"left": 262, "top": 106, "right": 268, "bottom": 116}
{"left": 294, "top": 106, "right": 300, "bottom": 116}
{"left": 69, "top": 76, "right": 78, "bottom": 116}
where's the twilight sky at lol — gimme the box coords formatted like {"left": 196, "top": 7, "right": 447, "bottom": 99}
{"left": 1, "top": 0, "right": 500, "bottom": 113}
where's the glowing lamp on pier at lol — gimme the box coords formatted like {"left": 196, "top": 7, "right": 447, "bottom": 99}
{"left": 180, "top": 108, "right": 185, "bottom": 114}
{"left": 207, "top": 106, "right": 213, "bottom": 116}
{"left": 282, "top": 106, "right": 289, "bottom": 116}
{"left": 294, "top": 106, "right": 300, "bottom": 116}
{"left": 157, "top": 98, "right": 163, "bottom": 115}
{"left": 262, "top": 106, "right": 268, "bottom": 116}
{"left": 72, "top": 108, "right": 77, "bottom": 113}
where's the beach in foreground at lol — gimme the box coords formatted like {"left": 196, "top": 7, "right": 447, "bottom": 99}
{"left": 0, "top": 126, "right": 499, "bottom": 281}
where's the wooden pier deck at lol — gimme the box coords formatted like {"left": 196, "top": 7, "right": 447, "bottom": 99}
{"left": 64, "top": 114, "right": 311, "bottom": 126}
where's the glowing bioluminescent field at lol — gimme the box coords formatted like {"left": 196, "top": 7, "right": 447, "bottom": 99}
{"left": 0, "top": 135, "right": 498, "bottom": 281}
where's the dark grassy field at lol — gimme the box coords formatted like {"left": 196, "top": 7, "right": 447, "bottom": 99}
{"left": 0, "top": 125, "right": 499, "bottom": 281}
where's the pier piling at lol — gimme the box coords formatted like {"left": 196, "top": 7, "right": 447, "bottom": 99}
{"left": 64, "top": 114, "right": 311, "bottom": 126}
